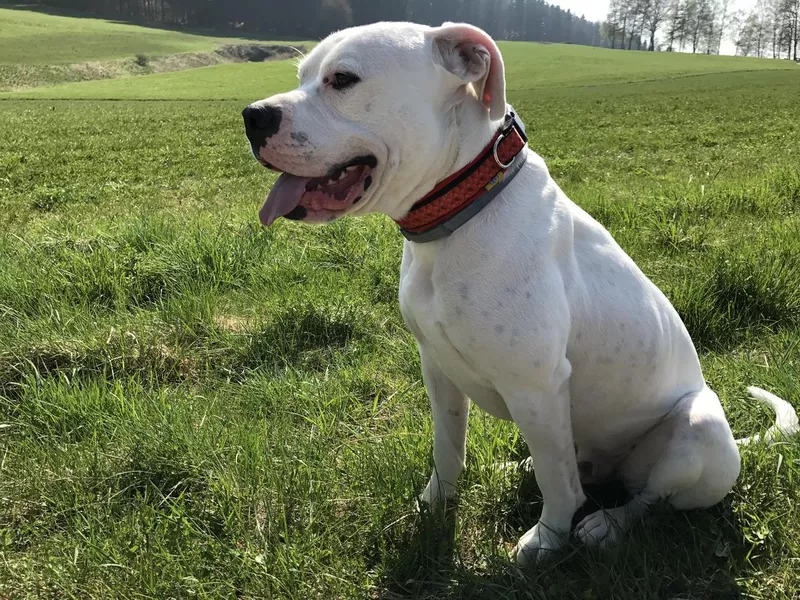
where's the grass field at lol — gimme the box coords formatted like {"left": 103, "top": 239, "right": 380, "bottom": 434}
{"left": 2, "top": 37, "right": 798, "bottom": 100}
{"left": 0, "top": 8, "right": 305, "bottom": 91}
{"left": 0, "top": 7, "right": 267, "bottom": 64}
{"left": 1, "top": 11, "right": 800, "bottom": 599}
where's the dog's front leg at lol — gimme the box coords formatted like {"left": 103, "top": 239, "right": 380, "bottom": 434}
{"left": 418, "top": 348, "right": 469, "bottom": 507}
{"left": 499, "top": 366, "right": 586, "bottom": 566}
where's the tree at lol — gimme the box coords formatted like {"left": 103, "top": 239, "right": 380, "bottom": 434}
{"left": 767, "top": 0, "right": 783, "bottom": 57}
{"left": 698, "top": 0, "right": 720, "bottom": 54}
{"left": 733, "top": 0, "right": 798, "bottom": 58}
{"left": 666, "top": 0, "right": 683, "bottom": 50}
{"left": 10, "top": 0, "right": 638, "bottom": 51}
{"left": 752, "top": 0, "right": 769, "bottom": 57}
{"left": 602, "top": 0, "right": 649, "bottom": 51}
{"left": 679, "top": 0, "right": 718, "bottom": 54}
{"left": 781, "top": 0, "right": 800, "bottom": 60}
{"left": 714, "top": 0, "right": 734, "bottom": 54}
{"left": 319, "top": 0, "right": 352, "bottom": 36}
{"left": 736, "top": 10, "right": 759, "bottom": 55}
{"left": 644, "top": 0, "right": 670, "bottom": 50}
{"left": 605, "top": 0, "right": 624, "bottom": 48}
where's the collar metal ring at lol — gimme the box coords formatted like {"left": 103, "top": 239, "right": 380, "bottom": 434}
{"left": 493, "top": 132, "right": 514, "bottom": 169}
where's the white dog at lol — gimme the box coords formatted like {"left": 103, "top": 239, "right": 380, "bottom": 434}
{"left": 242, "top": 22, "right": 799, "bottom": 565}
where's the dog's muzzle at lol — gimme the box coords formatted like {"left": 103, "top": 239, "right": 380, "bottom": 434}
{"left": 242, "top": 103, "right": 283, "bottom": 151}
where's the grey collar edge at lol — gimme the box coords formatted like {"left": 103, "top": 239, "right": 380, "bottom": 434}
{"left": 399, "top": 146, "right": 528, "bottom": 244}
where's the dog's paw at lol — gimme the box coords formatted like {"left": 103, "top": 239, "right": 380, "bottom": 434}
{"left": 513, "top": 522, "right": 568, "bottom": 567}
{"left": 575, "top": 508, "right": 626, "bottom": 548}
{"left": 417, "top": 476, "right": 457, "bottom": 509}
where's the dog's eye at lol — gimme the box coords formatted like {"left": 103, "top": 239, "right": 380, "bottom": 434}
{"left": 331, "top": 72, "right": 360, "bottom": 91}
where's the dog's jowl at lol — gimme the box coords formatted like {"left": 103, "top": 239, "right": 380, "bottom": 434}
{"left": 243, "top": 21, "right": 799, "bottom": 566}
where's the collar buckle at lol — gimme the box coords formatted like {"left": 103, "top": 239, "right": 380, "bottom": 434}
{"left": 493, "top": 131, "right": 514, "bottom": 169}
{"left": 493, "top": 110, "right": 528, "bottom": 169}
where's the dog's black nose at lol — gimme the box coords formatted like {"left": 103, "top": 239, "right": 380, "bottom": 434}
{"left": 242, "top": 103, "right": 282, "bottom": 148}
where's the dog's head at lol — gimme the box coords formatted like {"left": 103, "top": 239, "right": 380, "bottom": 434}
{"left": 242, "top": 21, "right": 506, "bottom": 226}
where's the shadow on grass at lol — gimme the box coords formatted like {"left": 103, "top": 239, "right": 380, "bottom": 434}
{"left": 0, "top": 300, "right": 371, "bottom": 402}
{"left": 377, "top": 471, "right": 746, "bottom": 599}
{"left": 230, "top": 302, "right": 370, "bottom": 374}
{"left": 0, "top": 337, "right": 196, "bottom": 400}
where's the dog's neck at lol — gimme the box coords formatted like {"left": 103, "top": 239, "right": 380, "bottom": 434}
{"left": 389, "top": 99, "right": 501, "bottom": 222}
{"left": 449, "top": 100, "right": 502, "bottom": 177}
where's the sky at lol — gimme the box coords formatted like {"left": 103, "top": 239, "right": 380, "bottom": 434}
{"left": 549, "top": 0, "right": 759, "bottom": 55}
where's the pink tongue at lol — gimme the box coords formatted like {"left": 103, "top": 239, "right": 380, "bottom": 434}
{"left": 259, "top": 173, "right": 312, "bottom": 226}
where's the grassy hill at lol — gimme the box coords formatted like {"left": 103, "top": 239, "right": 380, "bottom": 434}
{"left": 0, "top": 7, "right": 795, "bottom": 95}
{"left": 2, "top": 34, "right": 798, "bottom": 100}
{"left": 1, "top": 16, "right": 799, "bottom": 600}
{"left": 0, "top": 8, "right": 306, "bottom": 90}
{"left": 0, "top": 7, "right": 262, "bottom": 64}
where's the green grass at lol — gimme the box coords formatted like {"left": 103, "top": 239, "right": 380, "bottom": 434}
{"left": 0, "top": 7, "right": 262, "bottom": 65}
{"left": 1, "top": 35, "right": 800, "bottom": 599}
{"left": 2, "top": 38, "right": 798, "bottom": 100}
{"left": 0, "top": 8, "right": 307, "bottom": 91}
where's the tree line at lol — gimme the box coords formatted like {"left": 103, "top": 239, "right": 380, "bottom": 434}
{"left": 31, "top": 0, "right": 609, "bottom": 47}
{"left": 22, "top": 0, "right": 800, "bottom": 59}
{"left": 604, "top": 0, "right": 799, "bottom": 59}
{"left": 734, "top": 0, "right": 799, "bottom": 59}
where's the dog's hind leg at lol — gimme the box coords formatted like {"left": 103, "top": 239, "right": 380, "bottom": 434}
{"left": 575, "top": 386, "right": 741, "bottom": 547}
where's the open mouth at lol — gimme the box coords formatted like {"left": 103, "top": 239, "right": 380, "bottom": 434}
{"left": 258, "top": 155, "right": 377, "bottom": 226}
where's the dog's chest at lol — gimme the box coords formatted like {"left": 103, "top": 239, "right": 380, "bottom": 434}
{"left": 398, "top": 248, "right": 513, "bottom": 417}
{"left": 399, "top": 261, "right": 475, "bottom": 373}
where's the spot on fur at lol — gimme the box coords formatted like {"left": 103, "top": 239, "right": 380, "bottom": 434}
{"left": 290, "top": 131, "right": 309, "bottom": 145}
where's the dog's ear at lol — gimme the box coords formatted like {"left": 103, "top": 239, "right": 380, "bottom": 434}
{"left": 428, "top": 22, "right": 506, "bottom": 120}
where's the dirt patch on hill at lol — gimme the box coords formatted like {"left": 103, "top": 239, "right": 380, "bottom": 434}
{"left": 0, "top": 44, "right": 305, "bottom": 92}
{"left": 215, "top": 44, "right": 301, "bottom": 62}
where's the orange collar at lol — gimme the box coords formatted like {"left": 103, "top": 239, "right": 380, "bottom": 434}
{"left": 396, "top": 110, "right": 528, "bottom": 243}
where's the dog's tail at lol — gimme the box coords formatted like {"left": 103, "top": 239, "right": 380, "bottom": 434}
{"left": 735, "top": 387, "right": 799, "bottom": 446}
